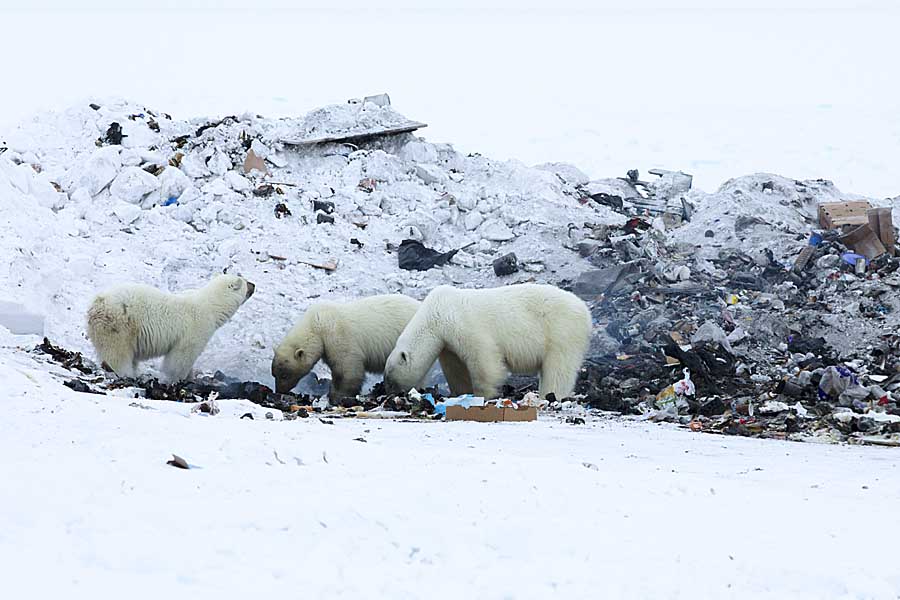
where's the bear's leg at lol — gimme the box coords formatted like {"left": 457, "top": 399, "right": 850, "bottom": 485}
{"left": 538, "top": 351, "right": 580, "bottom": 400}
{"left": 438, "top": 350, "right": 473, "bottom": 395}
{"left": 105, "top": 351, "right": 136, "bottom": 379}
{"left": 467, "top": 352, "right": 507, "bottom": 400}
{"left": 330, "top": 356, "right": 366, "bottom": 400}
{"left": 162, "top": 342, "right": 204, "bottom": 382}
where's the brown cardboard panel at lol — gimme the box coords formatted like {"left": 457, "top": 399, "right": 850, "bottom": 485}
{"left": 243, "top": 149, "right": 267, "bottom": 174}
{"left": 501, "top": 406, "right": 538, "bottom": 421}
{"left": 876, "top": 207, "right": 895, "bottom": 256}
{"left": 445, "top": 405, "right": 537, "bottom": 422}
{"left": 839, "top": 224, "right": 886, "bottom": 260}
{"left": 818, "top": 201, "right": 872, "bottom": 229}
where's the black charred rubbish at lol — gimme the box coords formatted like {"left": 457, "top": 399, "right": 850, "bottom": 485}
{"left": 397, "top": 239, "right": 458, "bottom": 271}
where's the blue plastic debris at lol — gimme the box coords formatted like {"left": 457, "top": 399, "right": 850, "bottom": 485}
{"left": 433, "top": 394, "right": 485, "bottom": 416}
{"left": 809, "top": 232, "right": 823, "bottom": 246}
{"left": 162, "top": 196, "right": 179, "bottom": 207}
{"left": 840, "top": 252, "right": 867, "bottom": 266}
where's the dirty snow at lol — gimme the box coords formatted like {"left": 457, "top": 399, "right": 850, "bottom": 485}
{"left": 3, "top": 331, "right": 900, "bottom": 599}
{"left": 0, "top": 98, "right": 627, "bottom": 386}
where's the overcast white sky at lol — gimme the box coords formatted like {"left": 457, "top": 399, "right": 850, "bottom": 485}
{"left": 1, "top": 0, "right": 895, "bottom": 11}
{"left": 1, "top": 0, "right": 897, "bottom": 195}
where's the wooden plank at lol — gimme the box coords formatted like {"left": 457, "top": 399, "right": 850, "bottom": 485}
{"left": 281, "top": 121, "right": 427, "bottom": 147}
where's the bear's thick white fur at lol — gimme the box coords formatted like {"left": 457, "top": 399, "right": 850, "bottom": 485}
{"left": 384, "top": 283, "right": 592, "bottom": 399}
{"left": 272, "top": 294, "right": 451, "bottom": 399}
{"left": 86, "top": 274, "right": 255, "bottom": 381}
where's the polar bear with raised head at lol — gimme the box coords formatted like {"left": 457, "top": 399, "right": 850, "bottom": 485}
{"left": 272, "top": 294, "right": 458, "bottom": 399}
{"left": 384, "top": 283, "right": 592, "bottom": 400}
{"left": 86, "top": 274, "right": 255, "bottom": 381}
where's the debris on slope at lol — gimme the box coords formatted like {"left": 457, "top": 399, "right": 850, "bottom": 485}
{"left": 0, "top": 96, "right": 623, "bottom": 382}
{"left": 5, "top": 96, "right": 900, "bottom": 446}
{"left": 569, "top": 169, "right": 900, "bottom": 445}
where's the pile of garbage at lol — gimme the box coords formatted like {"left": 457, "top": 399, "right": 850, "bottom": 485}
{"left": 569, "top": 171, "right": 900, "bottom": 445}
{"left": 0, "top": 95, "right": 623, "bottom": 383}
{"left": 7, "top": 95, "right": 900, "bottom": 445}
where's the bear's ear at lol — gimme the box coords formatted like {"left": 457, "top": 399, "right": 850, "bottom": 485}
{"left": 294, "top": 348, "right": 304, "bottom": 361}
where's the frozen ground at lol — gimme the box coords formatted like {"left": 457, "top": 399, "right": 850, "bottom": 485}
{"left": 2, "top": 334, "right": 899, "bottom": 599}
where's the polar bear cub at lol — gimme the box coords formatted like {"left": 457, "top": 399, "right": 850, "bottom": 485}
{"left": 272, "top": 294, "right": 439, "bottom": 399}
{"left": 384, "top": 283, "right": 592, "bottom": 400}
{"left": 86, "top": 274, "right": 255, "bottom": 381}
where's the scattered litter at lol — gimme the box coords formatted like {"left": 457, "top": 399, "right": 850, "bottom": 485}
{"left": 63, "top": 379, "right": 102, "bottom": 394}
{"left": 298, "top": 258, "right": 338, "bottom": 271}
{"left": 492, "top": 252, "right": 519, "bottom": 277}
{"left": 274, "top": 203, "right": 291, "bottom": 219}
{"left": 100, "top": 122, "right": 125, "bottom": 145}
{"left": 656, "top": 368, "right": 695, "bottom": 410}
{"left": 253, "top": 184, "right": 275, "bottom": 197}
{"left": 35, "top": 338, "right": 95, "bottom": 374}
{"left": 357, "top": 178, "right": 377, "bottom": 193}
{"left": 313, "top": 200, "right": 335, "bottom": 214}
{"left": 397, "top": 239, "right": 459, "bottom": 271}
{"left": 191, "top": 391, "right": 220, "bottom": 416}
{"left": 243, "top": 149, "right": 267, "bottom": 174}
{"left": 167, "top": 454, "right": 190, "bottom": 469}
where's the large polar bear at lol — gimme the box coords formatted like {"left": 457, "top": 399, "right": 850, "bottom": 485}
{"left": 271, "top": 294, "right": 457, "bottom": 399}
{"left": 384, "top": 284, "right": 592, "bottom": 400}
{"left": 86, "top": 274, "right": 255, "bottom": 381}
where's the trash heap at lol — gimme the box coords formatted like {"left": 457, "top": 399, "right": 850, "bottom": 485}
{"left": 570, "top": 171, "right": 900, "bottom": 445}
{"left": 5, "top": 96, "right": 900, "bottom": 444}
{"left": 0, "top": 96, "right": 622, "bottom": 382}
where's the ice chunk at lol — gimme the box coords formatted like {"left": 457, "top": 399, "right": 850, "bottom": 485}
{"left": 110, "top": 167, "right": 160, "bottom": 205}
{"left": 0, "top": 301, "right": 44, "bottom": 335}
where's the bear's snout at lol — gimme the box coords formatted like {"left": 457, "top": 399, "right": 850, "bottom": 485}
{"left": 383, "top": 376, "right": 401, "bottom": 395}
{"left": 245, "top": 281, "right": 256, "bottom": 299}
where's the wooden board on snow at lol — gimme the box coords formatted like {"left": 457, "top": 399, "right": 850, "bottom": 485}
{"left": 281, "top": 121, "right": 427, "bottom": 147}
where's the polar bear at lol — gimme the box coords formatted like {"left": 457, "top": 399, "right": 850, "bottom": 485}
{"left": 384, "top": 283, "right": 592, "bottom": 400}
{"left": 272, "top": 294, "right": 457, "bottom": 399}
{"left": 86, "top": 274, "right": 255, "bottom": 381}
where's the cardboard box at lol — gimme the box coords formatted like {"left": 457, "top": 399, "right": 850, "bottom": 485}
{"left": 818, "top": 201, "right": 872, "bottom": 229}
{"left": 445, "top": 405, "right": 537, "bottom": 422}
{"left": 868, "top": 207, "right": 896, "bottom": 256}
{"left": 839, "top": 224, "right": 886, "bottom": 260}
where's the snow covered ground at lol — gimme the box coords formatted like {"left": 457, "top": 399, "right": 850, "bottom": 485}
{"left": 3, "top": 2, "right": 900, "bottom": 598}
{"left": 3, "top": 334, "right": 900, "bottom": 599}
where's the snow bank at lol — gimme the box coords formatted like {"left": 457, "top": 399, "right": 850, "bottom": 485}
{"left": 0, "top": 98, "right": 620, "bottom": 383}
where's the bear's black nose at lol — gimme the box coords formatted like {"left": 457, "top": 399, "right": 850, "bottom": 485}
{"left": 246, "top": 281, "right": 256, "bottom": 299}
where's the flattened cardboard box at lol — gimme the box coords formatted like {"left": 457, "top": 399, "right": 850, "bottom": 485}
{"left": 818, "top": 201, "right": 872, "bottom": 230}
{"left": 445, "top": 405, "right": 537, "bottom": 422}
